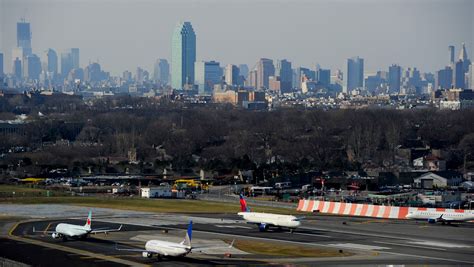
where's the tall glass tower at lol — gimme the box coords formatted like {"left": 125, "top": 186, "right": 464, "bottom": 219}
{"left": 346, "top": 56, "right": 364, "bottom": 92}
{"left": 171, "top": 22, "right": 196, "bottom": 89}
{"left": 17, "top": 21, "right": 32, "bottom": 52}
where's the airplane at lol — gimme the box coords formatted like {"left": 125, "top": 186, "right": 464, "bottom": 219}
{"left": 33, "top": 210, "right": 122, "bottom": 240}
{"left": 237, "top": 194, "right": 302, "bottom": 233}
{"left": 406, "top": 210, "right": 474, "bottom": 224}
{"left": 116, "top": 220, "right": 234, "bottom": 260}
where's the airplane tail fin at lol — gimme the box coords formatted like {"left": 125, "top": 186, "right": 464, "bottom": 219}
{"left": 180, "top": 220, "right": 192, "bottom": 248}
{"left": 240, "top": 194, "right": 250, "bottom": 212}
{"left": 84, "top": 210, "right": 92, "bottom": 230}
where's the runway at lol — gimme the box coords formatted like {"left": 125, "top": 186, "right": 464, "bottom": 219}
{"left": 1, "top": 205, "right": 474, "bottom": 266}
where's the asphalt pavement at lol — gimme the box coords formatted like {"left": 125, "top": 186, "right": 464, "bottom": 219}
{"left": 1, "top": 205, "right": 474, "bottom": 266}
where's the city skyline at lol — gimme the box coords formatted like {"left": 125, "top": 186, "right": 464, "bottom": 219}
{"left": 0, "top": 0, "right": 472, "bottom": 76}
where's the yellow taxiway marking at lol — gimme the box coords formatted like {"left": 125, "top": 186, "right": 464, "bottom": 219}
{"left": 7, "top": 222, "right": 149, "bottom": 267}
{"left": 43, "top": 222, "right": 53, "bottom": 235}
{"left": 8, "top": 222, "right": 20, "bottom": 236}
{"left": 354, "top": 220, "right": 389, "bottom": 225}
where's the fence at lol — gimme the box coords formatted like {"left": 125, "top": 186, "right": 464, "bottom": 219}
{"left": 297, "top": 199, "right": 471, "bottom": 219}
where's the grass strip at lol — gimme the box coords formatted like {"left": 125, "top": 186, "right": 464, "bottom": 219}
{"left": 228, "top": 239, "right": 353, "bottom": 257}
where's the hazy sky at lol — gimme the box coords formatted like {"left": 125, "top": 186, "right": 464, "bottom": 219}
{"left": 0, "top": 0, "right": 473, "bottom": 76}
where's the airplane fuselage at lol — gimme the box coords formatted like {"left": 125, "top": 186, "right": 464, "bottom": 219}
{"left": 406, "top": 211, "right": 474, "bottom": 223}
{"left": 238, "top": 212, "right": 301, "bottom": 229}
{"left": 55, "top": 223, "right": 90, "bottom": 238}
{"left": 144, "top": 240, "right": 191, "bottom": 257}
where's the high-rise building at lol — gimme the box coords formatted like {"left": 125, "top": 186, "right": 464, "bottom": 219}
{"left": 346, "top": 56, "right": 364, "bottom": 93}
{"left": 136, "top": 67, "right": 146, "bottom": 85}
{"left": 195, "top": 61, "right": 221, "bottom": 95}
{"left": 24, "top": 54, "right": 42, "bottom": 80}
{"left": 153, "top": 59, "right": 170, "bottom": 85}
{"left": 84, "top": 63, "right": 104, "bottom": 83}
{"left": 317, "top": 68, "right": 330, "bottom": 87}
{"left": 171, "top": 22, "right": 196, "bottom": 89}
{"left": 61, "top": 50, "right": 74, "bottom": 77}
{"left": 0, "top": 52, "right": 3, "bottom": 79}
{"left": 45, "top": 49, "right": 58, "bottom": 74}
{"left": 388, "top": 64, "right": 401, "bottom": 94}
{"left": 458, "top": 42, "right": 471, "bottom": 73}
{"left": 11, "top": 47, "right": 28, "bottom": 78}
{"left": 448, "top": 45, "right": 455, "bottom": 64}
{"left": 469, "top": 64, "right": 474, "bottom": 89}
{"left": 17, "top": 20, "right": 32, "bottom": 56}
{"left": 239, "top": 64, "right": 249, "bottom": 79}
{"left": 71, "top": 48, "right": 80, "bottom": 69}
{"left": 225, "top": 64, "right": 240, "bottom": 86}
{"left": 454, "top": 60, "right": 465, "bottom": 89}
{"left": 436, "top": 66, "right": 453, "bottom": 90}
{"left": 294, "top": 67, "right": 315, "bottom": 89}
{"left": 12, "top": 57, "right": 22, "bottom": 79}
{"left": 246, "top": 69, "right": 258, "bottom": 88}
{"left": 256, "top": 58, "right": 274, "bottom": 89}
{"left": 122, "top": 70, "right": 132, "bottom": 82}
{"left": 275, "top": 59, "right": 292, "bottom": 93}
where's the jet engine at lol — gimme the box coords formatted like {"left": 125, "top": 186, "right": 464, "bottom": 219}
{"left": 142, "top": 252, "right": 153, "bottom": 258}
{"left": 427, "top": 218, "right": 436, "bottom": 224}
{"left": 258, "top": 223, "right": 269, "bottom": 232}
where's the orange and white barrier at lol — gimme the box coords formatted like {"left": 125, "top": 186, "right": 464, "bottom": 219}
{"left": 297, "top": 199, "right": 469, "bottom": 219}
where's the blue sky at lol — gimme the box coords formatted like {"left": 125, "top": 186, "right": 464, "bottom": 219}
{"left": 0, "top": 0, "right": 472, "bottom": 75}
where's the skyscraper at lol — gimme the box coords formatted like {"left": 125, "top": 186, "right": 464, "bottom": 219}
{"left": 436, "top": 66, "right": 453, "bottom": 90}
{"left": 317, "top": 68, "right": 331, "bottom": 87}
{"left": 195, "top": 61, "right": 221, "bottom": 95}
{"left": 0, "top": 52, "right": 3, "bottom": 79}
{"left": 17, "top": 20, "right": 32, "bottom": 56}
{"left": 388, "top": 64, "right": 401, "bottom": 94}
{"left": 153, "top": 59, "right": 170, "bottom": 85}
{"left": 448, "top": 45, "right": 455, "bottom": 64}
{"left": 246, "top": 69, "right": 258, "bottom": 88}
{"left": 45, "top": 49, "right": 58, "bottom": 74}
{"left": 295, "top": 67, "right": 315, "bottom": 89}
{"left": 454, "top": 60, "right": 465, "bottom": 89}
{"left": 458, "top": 42, "right": 471, "bottom": 73}
{"left": 61, "top": 51, "right": 73, "bottom": 77}
{"left": 84, "top": 62, "right": 104, "bottom": 83}
{"left": 469, "top": 64, "right": 474, "bottom": 90}
{"left": 239, "top": 64, "right": 249, "bottom": 79}
{"left": 24, "top": 54, "right": 42, "bottom": 80}
{"left": 71, "top": 48, "right": 80, "bottom": 69}
{"left": 256, "top": 58, "right": 274, "bottom": 89}
{"left": 13, "top": 57, "right": 22, "bottom": 79}
{"left": 275, "top": 59, "right": 292, "bottom": 93}
{"left": 346, "top": 56, "right": 364, "bottom": 93}
{"left": 225, "top": 64, "right": 240, "bottom": 87}
{"left": 171, "top": 22, "right": 196, "bottom": 89}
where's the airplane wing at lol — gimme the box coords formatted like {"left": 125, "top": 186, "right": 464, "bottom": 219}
{"left": 192, "top": 239, "right": 235, "bottom": 253}
{"left": 90, "top": 225, "right": 122, "bottom": 234}
{"left": 114, "top": 243, "right": 167, "bottom": 256}
{"left": 32, "top": 226, "right": 55, "bottom": 234}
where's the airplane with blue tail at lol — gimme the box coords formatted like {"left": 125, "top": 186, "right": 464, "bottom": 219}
{"left": 116, "top": 220, "right": 234, "bottom": 260}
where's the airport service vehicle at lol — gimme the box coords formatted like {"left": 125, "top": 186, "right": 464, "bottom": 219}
{"left": 116, "top": 221, "right": 233, "bottom": 260}
{"left": 406, "top": 209, "right": 474, "bottom": 224}
{"left": 34, "top": 210, "right": 122, "bottom": 240}
{"left": 237, "top": 194, "right": 302, "bottom": 232}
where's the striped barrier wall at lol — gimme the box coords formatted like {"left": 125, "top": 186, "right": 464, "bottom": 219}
{"left": 297, "top": 199, "right": 470, "bottom": 220}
